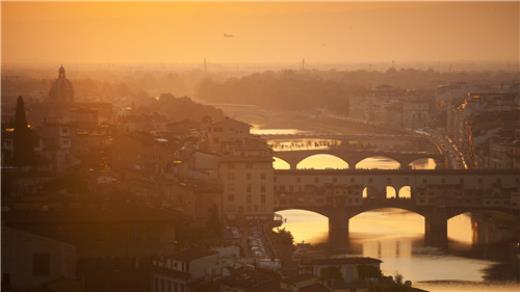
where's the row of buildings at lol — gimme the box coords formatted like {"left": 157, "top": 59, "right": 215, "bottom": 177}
{"left": 2, "top": 66, "right": 431, "bottom": 292}
{"left": 446, "top": 89, "right": 520, "bottom": 169}
{"left": 348, "top": 85, "right": 431, "bottom": 130}
{"left": 0, "top": 67, "right": 278, "bottom": 291}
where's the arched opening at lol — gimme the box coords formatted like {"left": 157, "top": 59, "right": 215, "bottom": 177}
{"left": 273, "top": 157, "right": 291, "bottom": 170}
{"left": 408, "top": 158, "right": 437, "bottom": 170}
{"left": 350, "top": 208, "right": 424, "bottom": 259}
{"left": 398, "top": 186, "right": 412, "bottom": 199}
{"left": 350, "top": 208, "right": 425, "bottom": 236}
{"left": 386, "top": 186, "right": 397, "bottom": 199}
{"left": 274, "top": 209, "right": 329, "bottom": 244}
{"left": 448, "top": 212, "right": 474, "bottom": 244}
{"left": 448, "top": 210, "right": 516, "bottom": 246}
{"left": 355, "top": 156, "right": 400, "bottom": 169}
{"left": 296, "top": 154, "right": 349, "bottom": 170}
{"left": 362, "top": 187, "right": 368, "bottom": 199}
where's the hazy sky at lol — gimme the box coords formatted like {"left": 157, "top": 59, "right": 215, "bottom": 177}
{"left": 2, "top": 1, "right": 519, "bottom": 65}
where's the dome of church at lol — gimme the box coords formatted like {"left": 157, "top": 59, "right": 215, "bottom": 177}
{"left": 48, "top": 65, "right": 74, "bottom": 104}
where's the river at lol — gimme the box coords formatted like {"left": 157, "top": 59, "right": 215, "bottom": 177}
{"left": 265, "top": 132, "right": 519, "bottom": 292}
{"left": 225, "top": 106, "right": 519, "bottom": 291}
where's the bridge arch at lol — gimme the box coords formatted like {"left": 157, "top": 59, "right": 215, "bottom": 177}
{"left": 355, "top": 156, "right": 401, "bottom": 169}
{"left": 407, "top": 157, "right": 438, "bottom": 170}
{"left": 273, "top": 207, "right": 331, "bottom": 218}
{"left": 272, "top": 157, "right": 291, "bottom": 170}
{"left": 296, "top": 154, "right": 349, "bottom": 170}
{"left": 446, "top": 209, "right": 518, "bottom": 244}
{"left": 349, "top": 205, "right": 429, "bottom": 218}
{"left": 349, "top": 208, "right": 426, "bottom": 239}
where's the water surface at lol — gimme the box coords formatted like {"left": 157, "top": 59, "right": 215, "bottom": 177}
{"left": 271, "top": 145, "right": 517, "bottom": 290}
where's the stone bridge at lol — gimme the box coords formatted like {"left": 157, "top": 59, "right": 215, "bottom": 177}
{"left": 260, "top": 133, "right": 421, "bottom": 141}
{"left": 273, "top": 169, "right": 520, "bottom": 247}
{"left": 273, "top": 149, "right": 446, "bottom": 169}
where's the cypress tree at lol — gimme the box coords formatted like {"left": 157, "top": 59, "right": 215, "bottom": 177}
{"left": 13, "top": 96, "right": 35, "bottom": 166}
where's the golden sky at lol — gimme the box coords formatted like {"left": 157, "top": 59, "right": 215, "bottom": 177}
{"left": 2, "top": 1, "right": 519, "bottom": 64}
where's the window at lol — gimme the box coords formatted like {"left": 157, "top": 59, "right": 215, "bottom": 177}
{"left": 227, "top": 194, "right": 234, "bottom": 202}
{"left": 32, "top": 253, "right": 50, "bottom": 276}
{"left": 261, "top": 194, "right": 266, "bottom": 203}
{"left": 228, "top": 163, "right": 235, "bottom": 169}
{"left": 260, "top": 173, "right": 266, "bottom": 180}
{"left": 246, "top": 185, "right": 252, "bottom": 193}
{"left": 246, "top": 173, "right": 252, "bottom": 180}
{"left": 247, "top": 194, "right": 252, "bottom": 203}
{"left": 246, "top": 163, "right": 253, "bottom": 169}
{"left": 261, "top": 185, "right": 266, "bottom": 193}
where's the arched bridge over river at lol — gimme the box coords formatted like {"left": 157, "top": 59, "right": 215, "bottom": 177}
{"left": 273, "top": 148, "right": 445, "bottom": 169}
{"left": 273, "top": 169, "right": 520, "bottom": 247}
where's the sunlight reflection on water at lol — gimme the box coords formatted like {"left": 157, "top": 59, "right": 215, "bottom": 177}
{"left": 271, "top": 143, "right": 508, "bottom": 288}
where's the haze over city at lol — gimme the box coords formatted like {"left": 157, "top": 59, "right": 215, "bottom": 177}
{"left": 1, "top": 2, "right": 520, "bottom": 292}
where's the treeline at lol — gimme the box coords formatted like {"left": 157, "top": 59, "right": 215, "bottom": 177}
{"left": 196, "top": 68, "right": 520, "bottom": 113}
{"left": 150, "top": 93, "right": 225, "bottom": 123}
{"left": 197, "top": 70, "right": 366, "bottom": 113}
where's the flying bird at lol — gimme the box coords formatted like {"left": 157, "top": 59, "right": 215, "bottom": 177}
{"left": 223, "top": 33, "right": 235, "bottom": 38}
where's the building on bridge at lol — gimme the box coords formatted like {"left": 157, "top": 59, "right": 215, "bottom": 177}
{"left": 273, "top": 169, "right": 520, "bottom": 247}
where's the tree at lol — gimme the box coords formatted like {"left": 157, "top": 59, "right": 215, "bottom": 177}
{"left": 13, "top": 96, "right": 35, "bottom": 166}
{"left": 273, "top": 227, "right": 294, "bottom": 246}
{"left": 394, "top": 273, "right": 403, "bottom": 285}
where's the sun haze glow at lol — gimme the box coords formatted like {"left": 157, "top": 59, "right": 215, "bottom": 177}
{"left": 2, "top": 1, "right": 519, "bottom": 65}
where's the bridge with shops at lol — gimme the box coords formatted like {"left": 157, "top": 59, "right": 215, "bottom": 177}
{"left": 273, "top": 169, "right": 520, "bottom": 247}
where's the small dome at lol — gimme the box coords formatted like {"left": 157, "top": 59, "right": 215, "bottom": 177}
{"left": 48, "top": 65, "right": 74, "bottom": 104}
